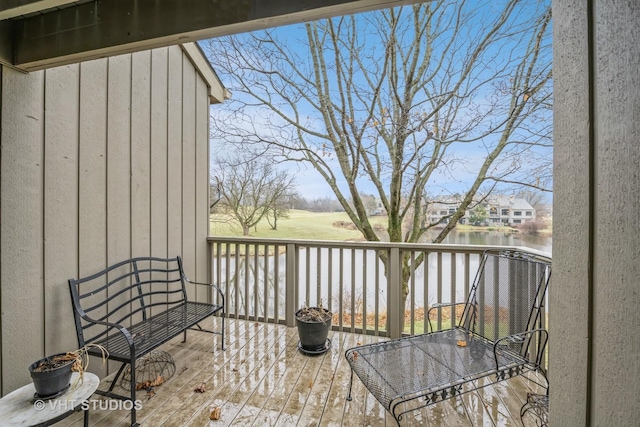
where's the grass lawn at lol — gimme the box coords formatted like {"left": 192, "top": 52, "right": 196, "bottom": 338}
{"left": 210, "top": 209, "right": 388, "bottom": 241}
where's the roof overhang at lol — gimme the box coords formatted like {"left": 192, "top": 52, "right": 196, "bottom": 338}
{"left": 0, "top": 0, "right": 420, "bottom": 72}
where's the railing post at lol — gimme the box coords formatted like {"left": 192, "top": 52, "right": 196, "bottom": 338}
{"left": 285, "top": 243, "right": 297, "bottom": 327}
{"left": 388, "top": 247, "right": 402, "bottom": 338}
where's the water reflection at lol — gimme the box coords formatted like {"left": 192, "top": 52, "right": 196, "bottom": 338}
{"left": 433, "top": 229, "right": 552, "bottom": 254}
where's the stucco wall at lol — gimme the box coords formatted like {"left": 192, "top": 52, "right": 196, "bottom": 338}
{"left": 552, "top": 0, "right": 640, "bottom": 425}
{"left": 0, "top": 44, "right": 212, "bottom": 394}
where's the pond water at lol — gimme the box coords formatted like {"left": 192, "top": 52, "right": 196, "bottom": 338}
{"left": 431, "top": 229, "right": 552, "bottom": 254}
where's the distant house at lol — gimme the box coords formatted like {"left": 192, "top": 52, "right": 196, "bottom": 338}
{"left": 426, "top": 195, "right": 536, "bottom": 226}
{"left": 426, "top": 198, "right": 463, "bottom": 225}
{"left": 484, "top": 195, "right": 536, "bottom": 225}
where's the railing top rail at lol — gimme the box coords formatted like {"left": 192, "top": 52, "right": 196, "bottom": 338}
{"left": 206, "top": 236, "right": 551, "bottom": 263}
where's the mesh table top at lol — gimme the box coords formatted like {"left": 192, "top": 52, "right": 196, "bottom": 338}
{"left": 346, "top": 328, "right": 526, "bottom": 411}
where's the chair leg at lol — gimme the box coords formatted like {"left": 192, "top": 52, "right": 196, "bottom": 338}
{"left": 182, "top": 330, "right": 187, "bottom": 343}
{"left": 221, "top": 314, "right": 226, "bottom": 350}
{"left": 347, "top": 369, "right": 354, "bottom": 401}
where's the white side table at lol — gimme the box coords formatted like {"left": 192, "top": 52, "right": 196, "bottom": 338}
{"left": 0, "top": 372, "right": 99, "bottom": 427}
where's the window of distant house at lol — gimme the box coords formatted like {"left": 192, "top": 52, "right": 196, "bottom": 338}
{"left": 490, "top": 208, "right": 497, "bottom": 215}
{"left": 501, "top": 209, "right": 509, "bottom": 216}
{"left": 514, "top": 211, "right": 522, "bottom": 216}
{"left": 440, "top": 210, "right": 448, "bottom": 215}
{"left": 526, "top": 211, "right": 532, "bottom": 216}
{"left": 448, "top": 208, "right": 456, "bottom": 214}
{"left": 513, "top": 219, "right": 521, "bottom": 224}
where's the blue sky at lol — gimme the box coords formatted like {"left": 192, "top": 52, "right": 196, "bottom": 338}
{"left": 205, "top": 0, "right": 552, "bottom": 202}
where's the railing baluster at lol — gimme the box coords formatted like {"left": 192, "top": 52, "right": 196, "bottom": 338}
{"left": 274, "top": 244, "right": 280, "bottom": 324}
{"left": 412, "top": 251, "right": 416, "bottom": 335}
{"left": 263, "top": 244, "right": 269, "bottom": 323}
{"left": 374, "top": 250, "right": 380, "bottom": 336}
{"left": 362, "top": 249, "right": 367, "bottom": 335}
{"left": 437, "top": 252, "right": 443, "bottom": 331}
{"left": 423, "top": 251, "right": 429, "bottom": 332}
{"left": 317, "top": 247, "right": 322, "bottom": 307}
{"left": 285, "top": 243, "right": 296, "bottom": 327}
{"left": 328, "top": 248, "right": 333, "bottom": 316}
{"left": 339, "top": 248, "right": 344, "bottom": 332}
{"left": 305, "top": 246, "right": 310, "bottom": 307}
{"left": 388, "top": 247, "right": 402, "bottom": 339}
{"left": 350, "top": 248, "right": 356, "bottom": 333}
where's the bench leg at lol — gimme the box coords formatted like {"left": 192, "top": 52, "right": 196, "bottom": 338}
{"left": 346, "top": 369, "right": 354, "bottom": 401}
{"left": 182, "top": 330, "right": 187, "bottom": 343}
{"left": 129, "top": 355, "right": 139, "bottom": 427}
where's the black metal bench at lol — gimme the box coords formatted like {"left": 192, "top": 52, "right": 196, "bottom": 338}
{"left": 345, "top": 250, "right": 550, "bottom": 425}
{"left": 68, "top": 256, "right": 225, "bottom": 427}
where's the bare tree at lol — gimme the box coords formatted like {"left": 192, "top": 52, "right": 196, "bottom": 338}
{"left": 204, "top": 0, "right": 552, "bottom": 312}
{"left": 266, "top": 190, "right": 299, "bottom": 230}
{"left": 216, "top": 156, "right": 297, "bottom": 235}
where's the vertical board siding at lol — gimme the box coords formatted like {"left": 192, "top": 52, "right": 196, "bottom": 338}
{"left": 130, "top": 51, "right": 152, "bottom": 260}
{"left": 79, "top": 60, "right": 109, "bottom": 377}
{"left": 167, "top": 46, "right": 183, "bottom": 268}
{"left": 182, "top": 54, "right": 197, "bottom": 300}
{"left": 151, "top": 48, "right": 170, "bottom": 312}
{"left": 107, "top": 54, "right": 133, "bottom": 343}
{"left": 195, "top": 75, "right": 209, "bottom": 300}
{"left": 0, "top": 46, "right": 214, "bottom": 393}
{"left": 43, "top": 65, "right": 80, "bottom": 357}
{"left": 0, "top": 69, "right": 45, "bottom": 394}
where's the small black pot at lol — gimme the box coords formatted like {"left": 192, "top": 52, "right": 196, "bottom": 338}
{"left": 29, "top": 353, "right": 74, "bottom": 397}
{"left": 295, "top": 308, "right": 332, "bottom": 353}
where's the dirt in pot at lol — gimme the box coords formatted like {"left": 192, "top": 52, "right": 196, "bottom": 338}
{"left": 296, "top": 307, "right": 332, "bottom": 322}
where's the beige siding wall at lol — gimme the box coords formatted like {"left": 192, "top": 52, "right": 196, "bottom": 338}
{"left": 0, "top": 44, "right": 212, "bottom": 395}
{"left": 552, "top": 1, "right": 640, "bottom": 425}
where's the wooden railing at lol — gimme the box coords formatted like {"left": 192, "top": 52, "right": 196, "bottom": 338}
{"left": 207, "top": 236, "right": 551, "bottom": 341}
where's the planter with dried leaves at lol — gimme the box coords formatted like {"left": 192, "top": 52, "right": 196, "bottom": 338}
{"left": 28, "top": 344, "right": 108, "bottom": 398}
{"left": 295, "top": 306, "right": 332, "bottom": 354}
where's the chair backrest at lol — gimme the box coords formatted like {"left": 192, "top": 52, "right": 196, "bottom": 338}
{"left": 459, "top": 250, "right": 551, "bottom": 360}
{"left": 68, "top": 256, "right": 188, "bottom": 347}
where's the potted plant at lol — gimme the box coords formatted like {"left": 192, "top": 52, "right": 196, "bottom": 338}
{"left": 295, "top": 305, "right": 332, "bottom": 355}
{"left": 28, "top": 344, "right": 108, "bottom": 398}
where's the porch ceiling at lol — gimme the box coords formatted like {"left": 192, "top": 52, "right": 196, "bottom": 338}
{"left": 0, "top": 0, "right": 421, "bottom": 72}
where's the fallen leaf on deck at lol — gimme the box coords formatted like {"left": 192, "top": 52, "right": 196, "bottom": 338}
{"left": 194, "top": 382, "right": 207, "bottom": 393}
{"left": 457, "top": 340, "right": 467, "bottom": 347}
{"left": 210, "top": 406, "right": 221, "bottom": 420}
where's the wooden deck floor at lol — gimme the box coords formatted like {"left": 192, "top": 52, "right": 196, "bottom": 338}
{"left": 57, "top": 319, "right": 546, "bottom": 426}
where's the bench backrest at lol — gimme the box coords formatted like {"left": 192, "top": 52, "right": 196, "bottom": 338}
{"left": 459, "top": 250, "right": 551, "bottom": 362}
{"left": 69, "top": 256, "right": 189, "bottom": 348}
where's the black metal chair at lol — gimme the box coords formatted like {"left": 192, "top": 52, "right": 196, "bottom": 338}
{"left": 345, "top": 249, "right": 551, "bottom": 425}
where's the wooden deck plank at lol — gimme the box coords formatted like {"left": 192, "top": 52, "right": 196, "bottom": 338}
{"left": 151, "top": 321, "right": 273, "bottom": 427}
{"left": 184, "top": 323, "right": 295, "bottom": 427}
{"left": 228, "top": 326, "right": 299, "bottom": 426}
{"left": 51, "top": 320, "right": 546, "bottom": 427}
{"left": 249, "top": 327, "right": 315, "bottom": 426}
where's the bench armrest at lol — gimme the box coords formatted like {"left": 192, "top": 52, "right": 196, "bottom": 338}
{"left": 493, "top": 328, "right": 549, "bottom": 372}
{"left": 183, "top": 278, "right": 225, "bottom": 309}
{"left": 427, "top": 302, "right": 468, "bottom": 332}
{"left": 73, "top": 310, "right": 135, "bottom": 356}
